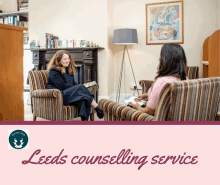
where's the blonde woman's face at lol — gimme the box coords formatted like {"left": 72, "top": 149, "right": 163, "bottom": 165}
{"left": 60, "top": 54, "right": 70, "bottom": 68}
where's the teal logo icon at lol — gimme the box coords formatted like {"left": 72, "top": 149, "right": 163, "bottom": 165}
{"left": 9, "top": 130, "right": 28, "bottom": 149}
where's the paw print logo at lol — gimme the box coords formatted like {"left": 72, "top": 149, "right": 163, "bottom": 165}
{"left": 9, "top": 130, "right": 28, "bottom": 149}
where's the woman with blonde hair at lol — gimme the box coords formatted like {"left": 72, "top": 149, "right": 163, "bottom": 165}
{"left": 46, "top": 50, "right": 104, "bottom": 121}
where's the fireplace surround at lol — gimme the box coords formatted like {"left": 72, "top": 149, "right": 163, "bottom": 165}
{"left": 30, "top": 47, "right": 104, "bottom": 85}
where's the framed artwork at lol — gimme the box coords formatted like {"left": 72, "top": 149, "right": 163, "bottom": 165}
{"left": 57, "top": 40, "right": 62, "bottom": 48}
{"left": 80, "top": 40, "right": 87, "bottom": 47}
{"left": 146, "top": 1, "right": 184, "bottom": 45}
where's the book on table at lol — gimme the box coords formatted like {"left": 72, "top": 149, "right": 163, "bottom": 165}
{"left": 123, "top": 95, "right": 147, "bottom": 106}
{"left": 83, "top": 81, "right": 97, "bottom": 88}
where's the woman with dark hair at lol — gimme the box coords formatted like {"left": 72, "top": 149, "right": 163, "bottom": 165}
{"left": 131, "top": 43, "right": 188, "bottom": 115}
{"left": 46, "top": 50, "right": 104, "bottom": 121}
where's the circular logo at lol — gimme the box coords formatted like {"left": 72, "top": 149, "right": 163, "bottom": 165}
{"left": 9, "top": 130, "right": 28, "bottom": 149}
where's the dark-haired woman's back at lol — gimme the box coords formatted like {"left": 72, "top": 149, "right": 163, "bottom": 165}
{"left": 130, "top": 43, "right": 188, "bottom": 115}
{"left": 147, "top": 76, "right": 188, "bottom": 110}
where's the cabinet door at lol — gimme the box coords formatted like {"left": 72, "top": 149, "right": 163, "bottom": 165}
{"left": 0, "top": 25, "right": 25, "bottom": 121}
{"left": 208, "top": 30, "right": 220, "bottom": 77}
{"left": 203, "top": 37, "right": 209, "bottom": 78}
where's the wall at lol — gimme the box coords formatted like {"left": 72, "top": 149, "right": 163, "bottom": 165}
{"left": 107, "top": 0, "right": 220, "bottom": 100}
{"left": 0, "top": 0, "right": 17, "bottom": 12}
{"left": 29, "top": 0, "right": 109, "bottom": 99}
{"left": 28, "top": 0, "right": 219, "bottom": 100}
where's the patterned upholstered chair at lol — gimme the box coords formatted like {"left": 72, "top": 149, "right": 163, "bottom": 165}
{"left": 99, "top": 77, "right": 220, "bottom": 121}
{"left": 28, "top": 70, "right": 98, "bottom": 121}
{"left": 139, "top": 66, "right": 199, "bottom": 94}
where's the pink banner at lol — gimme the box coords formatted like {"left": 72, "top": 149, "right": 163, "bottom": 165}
{"left": 1, "top": 125, "right": 220, "bottom": 185}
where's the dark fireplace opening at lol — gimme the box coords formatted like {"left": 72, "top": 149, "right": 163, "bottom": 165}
{"left": 75, "top": 64, "right": 83, "bottom": 84}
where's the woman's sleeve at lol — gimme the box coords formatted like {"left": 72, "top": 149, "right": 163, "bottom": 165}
{"left": 147, "top": 78, "right": 168, "bottom": 110}
{"left": 73, "top": 76, "right": 78, "bottom": 86}
{"left": 48, "top": 68, "right": 72, "bottom": 90}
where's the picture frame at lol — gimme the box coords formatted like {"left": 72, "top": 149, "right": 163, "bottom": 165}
{"left": 62, "top": 40, "right": 67, "bottom": 48}
{"left": 75, "top": 40, "right": 81, "bottom": 47}
{"left": 86, "top": 41, "right": 90, "bottom": 47}
{"left": 146, "top": 1, "right": 184, "bottom": 45}
{"left": 68, "top": 39, "right": 73, "bottom": 48}
{"left": 80, "top": 40, "right": 87, "bottom": 47}
{"left": 30, "top": 41, "right": 40, "bottom": 49}
{"left": 57, "top": 40, "right": 62, "bottom": 48}
{"left": 23, "top": 36, "right": 29, "bottom": 45}
{"left": 90, "top": 41, "right": 94, "bottom": 47}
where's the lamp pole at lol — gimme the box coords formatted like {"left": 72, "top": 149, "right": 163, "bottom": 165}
{"left": 116, "top": 45, "right": 126, "bottom": 103}
{"left": 116, "top": 45, "right": 139, "bottom": 103}
{"left": 113, "top": 29, "right": 139, "bottom": 103}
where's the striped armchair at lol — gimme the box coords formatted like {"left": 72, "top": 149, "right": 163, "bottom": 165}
{"left": 28, "top": 70, "right": 98, "bottom": 121}
{"left": 98, "top": 79, "right": 220, "bottom": 121}
{"left": 139, "top": 66, "right": 199, "bottom": 94}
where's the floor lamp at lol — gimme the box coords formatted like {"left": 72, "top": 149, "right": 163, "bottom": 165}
{"left": 113, "top": 28, "right": 139, "bottom": 103}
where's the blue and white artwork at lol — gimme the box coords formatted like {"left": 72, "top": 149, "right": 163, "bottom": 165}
{"left": 147, "top": 2, "right": 183, "bottom": 44}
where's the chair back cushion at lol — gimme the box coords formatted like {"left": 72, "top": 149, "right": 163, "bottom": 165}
{"left": 186, "top": 66, "right": 198, "bottom": 79}
{"left": 29, "top": 70, "right": 49, "bottom": 91}
{"left": 155, "top": 77, "right": 220, "bottom": 121}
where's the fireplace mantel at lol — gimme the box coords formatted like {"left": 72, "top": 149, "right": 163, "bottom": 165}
{"left": 30, "top": 47, "right": 104, "bottom": 51}
{"left": 30, "top": 47, "right": 104, "bottom": 83}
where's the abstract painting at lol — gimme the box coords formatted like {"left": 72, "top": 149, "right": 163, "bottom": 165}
{"left": 146, "top": 1, "right": 184, "bottom": 45}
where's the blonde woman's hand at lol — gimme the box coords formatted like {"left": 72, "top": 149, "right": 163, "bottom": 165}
{"left": 138, "top": 93, "right": 148, "bottom": 100}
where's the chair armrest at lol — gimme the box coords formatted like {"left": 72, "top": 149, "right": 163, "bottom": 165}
{"left": 139, "top": 80, "right": 154, "bottom": 94}
{"left": 31, "top": 89, "right": 64, "bottom": 120}
{"left": 87, "top": 84, "right": 99, "bottom": 94}
{"left": 98, "top": 99, "right": 127, "bottom": 121}
{"left": 98, "top": 99, "right": 116, "bottom": 112}
{"left": 31, "top": 89, "right": 62, "bottom": 98}
{"left": 87, "top": 84, "right": 99, "bottom": 108}
{"left": 121, "top": 107, "right": 154, "bottom": 121}
{"left": 137, "top": 112, "right": 155, "bottom": 121}
{"left": 98, "top": 99, "right": 155, "bottom": 121}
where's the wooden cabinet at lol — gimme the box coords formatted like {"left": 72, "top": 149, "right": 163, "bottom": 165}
{"left": 203, "top": 30, "right": 220, "bottom": 77}
{"left": 0, "top": 24, "right": 27, "bottom": 121}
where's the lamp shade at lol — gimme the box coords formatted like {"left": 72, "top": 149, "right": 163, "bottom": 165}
{"left": 113, "top": 28, "right": 138, "bottom": 44}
